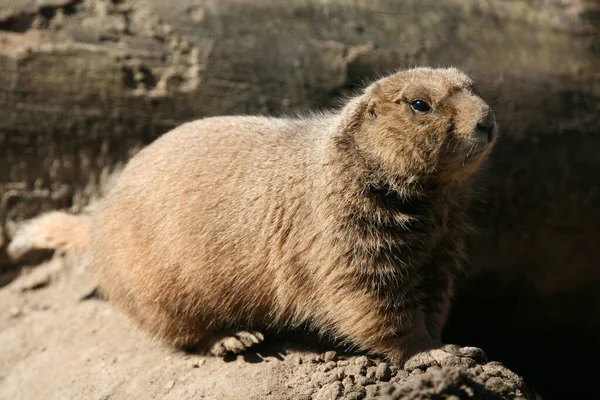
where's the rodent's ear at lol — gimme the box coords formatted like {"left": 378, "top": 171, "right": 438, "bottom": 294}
{"left": 366, "top": 98, "right": 378, "bottom": 119}
{"left": 340, "top": 96, "right": 371, "bottom": 134}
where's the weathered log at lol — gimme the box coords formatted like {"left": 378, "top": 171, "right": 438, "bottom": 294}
{"left": 0, "top": 0, "right": 598, "bottom": 397}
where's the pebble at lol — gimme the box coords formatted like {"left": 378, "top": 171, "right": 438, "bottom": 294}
{"left": 364, "top": 384, "right": 379, "bottom": 397}
{"left": 440, "top": 356, "right": 475, "bottom": 369}
{"left": 356, "top": 374, "right": 375, "bottom": 386}
{"left": 353, "top": 356, "right": 374, "bottom": 367}
{"left": 344, "top": 389, "right": 366, "bottom": 400}
{"left": 314, "top": 382, "right": 343, "bottom": 400}
{"left": 375, "top": 363, "right": 391, "bottom": 381}
{"left": 9, "top": 306, "right": 22, "bottom": 318}
{"left": 312, "top": 371, "right": 342, "bottom": 388}
{"left": 164, "top": 380, "right": 175, "bottom": 390}
{"left": 379, "top": 383, "right": 394, "bottom": 395}
{"left": 393, "top": 370, "right": 409, "bottom": 380}
{"left": 426, "top": 365, "right": 442, "bottom": 374}
{"left": 324, "top": 351, "right": 338, "bottom": 362}
{"left": 17, "top": 270, "right": 51, "bottom": 291}
{"left": 485, "top": 377, "right": 505, "bottom": 391}
{"left": 344, "top": 365, "right": 367, "bottom": 378}
{"left": 365, "top": 367, "right": 376, "bottom": 380}
{"left": 471, "top": 365, "right": 485, "bottom": 375}
{"left": 342, "top": 376, "right": 355, "bottom": 388}
{"left": 323, "top": 361, "right": 337, "bottom": 371}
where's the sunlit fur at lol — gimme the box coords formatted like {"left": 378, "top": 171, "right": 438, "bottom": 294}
{"left": 9, "top": 67, "right": 497, "bottom": 363}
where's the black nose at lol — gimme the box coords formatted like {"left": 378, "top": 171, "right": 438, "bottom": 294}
{"left": 476, "top": 110, "right": 496, "bottom": 141}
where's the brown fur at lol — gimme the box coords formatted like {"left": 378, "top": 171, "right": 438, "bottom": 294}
{"left": 9, "top": 67, "right": 497, "bottom": 363}
{"left": 7, "top": 212, "right": 89, "bottom": 260}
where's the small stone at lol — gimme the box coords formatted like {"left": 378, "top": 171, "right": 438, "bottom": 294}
{"left": 485, "top": 377, "right": 506, "bottom": 391}
{"left": 189, "top": 358, "right": 205, "bottom": 368}
{"left": 393, "top": 370, "right": 409, "bottom": 381}
{"left": 337, "top": 360, "right": 349, "bottom": 367}
{"left": 324, "top": 351, "right": 338, "bottom": 362}
{"left": 354, "top": 356, "right": 373, "bottom": 367}
{"left": 295, "top": 394, "right": 312, "bottom": 400}
{"left": 403, "top": 352, "right": 436, "bottom": 372}
{"left": 471, "top": 365, "right": 485, "bottom": 375}
{"left": 164, "top": 380, "right": 175, "bottom": 390}
{"left": 342, "top": 376, "right": 355, "bottom": 388}
{"left": 375, "top": 363, "right": 391, "bottom": 381}
{"left": 344, "top": 365, "right": 367, "bottom": 378}
{"left": 379, "top": 383, "right": 394, "bottom": 395}
{"left": 364, "top": 384, "right": 379, "bottom": 397}
{"left": 314, "top": 382, "right": 343, "bottom": 400}
{"left": 458, "top": 346, "right": 489, "bottom": 363}
{"left": 482, "top": 361, "right": 507, "bottom": 376}
{"left": 356, "top": 376, "right": 368, "bottom": 386}
{"left": 292, "top": 355, "right": 303, "bottom": 365}
{"left": 9, "top": 306, "right": 22, "bottom": 318}
{"left": 312, "top": 372, "right": 328, "bottom": 388}
{"left": 17, "top": 269, "right": 51, "bottom": 291}
{"left": 330, "top": 369, "right": 344, "bottom": 383}
{"left": 365, "top": 367, "right": 376, "bottom": 380}
{"left": 344, "top": 389, "right": 366, "bottom": 400}
{"left": 439, "top": 355, "right": 475, "bottom": 369}
{"left": 426, "top": 365, "right": 442, "bottom": 374}
{"left": 321, "top": 361, "right": 337, "bottom": 372}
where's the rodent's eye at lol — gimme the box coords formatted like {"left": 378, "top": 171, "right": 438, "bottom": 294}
{"left": 409, "top": 99, "right": 432, "bottom": 114}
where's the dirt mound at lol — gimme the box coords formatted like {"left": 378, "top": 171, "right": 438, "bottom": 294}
{"left": 0, "top": 255, "right": 533, "bottom": 399}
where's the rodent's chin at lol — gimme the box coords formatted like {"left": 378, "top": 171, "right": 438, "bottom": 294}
{"left": 461, "top": 146, "right": 489, "bottom": 165}
{"left": 439, "top": 142, "right": 493, "bottom": 182}
{"left": 450, "top": 129, "right": 496, "bottom": 166}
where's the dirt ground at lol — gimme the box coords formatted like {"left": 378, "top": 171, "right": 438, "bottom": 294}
{"left": 0, "top": 254, "right": 533, "bottom": 400}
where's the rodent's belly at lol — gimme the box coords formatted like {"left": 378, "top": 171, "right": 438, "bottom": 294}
{"left": 90, "top": 127, "right": 314, "bottom": 329}
{"left": 90, "top": 197, "right": 284, "bottom": 329}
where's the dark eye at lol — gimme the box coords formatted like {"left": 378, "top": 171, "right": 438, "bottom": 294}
{"left": 409, "top": 99, "right": 432, "bottom": 114}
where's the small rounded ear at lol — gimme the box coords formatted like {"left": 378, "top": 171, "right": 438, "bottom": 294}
{"left": 366, "top": 98, "right": 378, "bottom": 119}
{"left": 339, "top": 96, "right": 370, "bottom": 133}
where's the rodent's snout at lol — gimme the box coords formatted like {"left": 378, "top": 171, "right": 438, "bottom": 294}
{"left": 476, "top": 108, "right": 497, "bottom": 143}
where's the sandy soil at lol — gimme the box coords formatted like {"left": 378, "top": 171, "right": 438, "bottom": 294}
{"left": 0, "top": 254, "right": 533, "bottom": 400}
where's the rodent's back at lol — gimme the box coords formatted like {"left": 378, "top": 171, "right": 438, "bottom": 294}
{"left": 90, "top": 115, "right": 335, "bottom": 333}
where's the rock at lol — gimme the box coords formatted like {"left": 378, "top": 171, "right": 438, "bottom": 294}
{"left": 164, "top": 380, "right": 175, "bottom": 390}
{"left": 323, "top": 351, "right": 338, "bottom": 362}
{"left": 353, "top": 356, "right": 371, "bottom": 367}
{"left": 314, "top": 382, "right": 343, "bottom": 400}
{"left": 375, "top": 363, "right": 391, "bottom": 381}
{"left": 188, "top": 358, "right": 205, "bottom": 368}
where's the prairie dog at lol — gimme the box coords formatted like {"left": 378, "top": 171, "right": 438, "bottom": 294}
{"left": 8, "top": 67, "right": 497, "bottom": 363}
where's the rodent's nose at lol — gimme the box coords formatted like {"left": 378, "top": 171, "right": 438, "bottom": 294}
{"left": 476, "top": 109, "right": 496, "bottom": 142}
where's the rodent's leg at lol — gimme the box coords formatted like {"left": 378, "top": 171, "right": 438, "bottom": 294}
{"left": 325, "top": 291, "right": 439, "bottom": 364}
{"left": 423, "top": 272, "right": 453, "bottom": 341}
{"left": 209, "top": 330, "right": 265, "bottom": 357}
{"left": 404, "top": 247, "right": 488, "bottom": 370}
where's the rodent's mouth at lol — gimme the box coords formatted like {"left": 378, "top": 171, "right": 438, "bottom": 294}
{"left": 461, "top": 126, "right": 496, "bottom": 164}
{"left": 462, "top": 145, "right": 488, "bottom": 164}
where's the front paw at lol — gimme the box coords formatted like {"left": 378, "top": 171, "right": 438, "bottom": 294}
{"left": 403, "top": 344, "right": 488, "bottom": 371}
